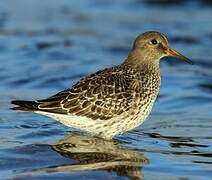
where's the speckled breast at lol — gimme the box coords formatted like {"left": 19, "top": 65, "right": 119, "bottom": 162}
{"left": 121, "top": 67, "right": 161, "bottom": 131}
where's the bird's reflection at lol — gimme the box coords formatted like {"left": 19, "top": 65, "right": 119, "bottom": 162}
{"left": 48, "top": 133, "right": 149, "bottom": 180}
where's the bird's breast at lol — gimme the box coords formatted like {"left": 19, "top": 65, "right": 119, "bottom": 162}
{"left": 129, "top": 71, "right": 161, "bottom": 120}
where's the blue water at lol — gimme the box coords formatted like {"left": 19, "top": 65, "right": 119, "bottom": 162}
{"left": 0, "top": 0, "right": 212, "bottom": 179}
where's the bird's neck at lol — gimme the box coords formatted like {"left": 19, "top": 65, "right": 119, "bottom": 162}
{"left": 121, "top": 49, "right": 161, "bottom": 96}
{"left": 121, "top": 49, "right": 161, "bottom": 76}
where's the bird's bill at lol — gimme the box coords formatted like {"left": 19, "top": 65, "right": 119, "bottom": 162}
{"left": 164, "top": 46, "right": 193, "bottom": 64}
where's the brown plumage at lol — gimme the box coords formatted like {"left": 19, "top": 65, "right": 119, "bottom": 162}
{"left": 11, "top": 31, "right": 192, "bottom": 139}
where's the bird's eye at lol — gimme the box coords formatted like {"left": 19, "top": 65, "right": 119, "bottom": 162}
{"left": 150, "top": 39, "right": 158, "bottom": 45}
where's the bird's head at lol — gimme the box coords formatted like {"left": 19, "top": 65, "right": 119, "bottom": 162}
{"left": 128, "top": 31, "right": 192, "bottom": 65}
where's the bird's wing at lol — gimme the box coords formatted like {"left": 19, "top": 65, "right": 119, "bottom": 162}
{"left": 37, "top": 68, "right": 139, "bottom": 120}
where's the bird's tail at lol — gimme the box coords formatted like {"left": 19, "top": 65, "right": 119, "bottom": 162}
{"left": 11, "top": 100, "right": 40, "bottom": 111}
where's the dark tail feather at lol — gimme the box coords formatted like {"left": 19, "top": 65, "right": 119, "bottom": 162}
{"left": 11, "top": 100, "right": 40, "bottom": 111}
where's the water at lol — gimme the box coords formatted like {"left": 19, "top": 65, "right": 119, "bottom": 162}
{"left": 0, "top": 0, "right": 212, "bottom": 179}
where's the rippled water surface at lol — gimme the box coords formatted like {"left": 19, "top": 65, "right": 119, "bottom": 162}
{"left": 0, "top": 0, "right": 212, "bottom": 179}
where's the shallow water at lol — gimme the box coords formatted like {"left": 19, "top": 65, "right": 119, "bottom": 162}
{"left": 0, "top": 0, "right": 212, "bottom": 179}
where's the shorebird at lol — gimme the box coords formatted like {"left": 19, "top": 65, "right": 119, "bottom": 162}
{"left": 11, "top": 31, "right": 192, "bottom": 139}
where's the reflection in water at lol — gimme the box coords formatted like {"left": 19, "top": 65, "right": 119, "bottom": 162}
{"left": 47, "top": 133, "right": 148, "bottom": 180}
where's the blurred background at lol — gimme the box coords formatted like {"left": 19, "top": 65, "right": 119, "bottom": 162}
{"left": 0, "top": 0, "right": 211, "bottom": 179}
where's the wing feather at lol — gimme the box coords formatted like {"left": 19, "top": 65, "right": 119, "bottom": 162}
{"left": 36, "top": 67, "right": 140, "bottom": 120}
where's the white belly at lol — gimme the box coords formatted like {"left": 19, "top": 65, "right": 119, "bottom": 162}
{"left": 36, "top": 96, "right": 156, "bottom": 140}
